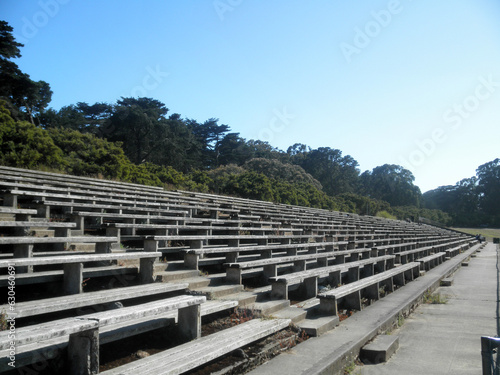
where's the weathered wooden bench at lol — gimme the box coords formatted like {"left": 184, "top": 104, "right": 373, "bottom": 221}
{"left": 105, "top": 222, "right": 301, "bottom": 243}
{"left": 330, "top": 248, "right": 372, "bottom": 264}
{"left": 70, "top": 211, "right": 188, "bottom": 232}
{"left": 0, "top": 236, "right": 120, "bottom": 275}
{"left": 346, "top": 237, "right": 402, "bottom": 249}
{"left": 0, "top": 294, "right": 207, "bottom": 373}
{"left": 224, "top": 252, "right": 333, "bottom": 284}
{"left": 417, "top": 252, "right": 446, "bottom": 271}
{"left": 32, "top": 198, "right": 191, "bottom": 220}
{"left": 270, "top": 255, "right": 395, "bottom": 300}
{"left": 181, "top": 241, "right": 346, "bottom": 269}
{"left": 0, "top": 316, "right": 100, "bottom": 373}
{"left": 0, "top": 206, "right": 38, "bottom": 221}
{"left": 318, "top": 262, "right": 421, "bottom": 315}
{"left": 371, "top": 242, "right": 417, "bottom": 256}
{"left": 0, "top": 263, "right": 138, "bottom": 287}
{"left": 4, "top": 299, "right": 238, "bottom": 372}
{"left": 444, "top": 245, "right": 464, "bottom": 258}
{"left": 100, "top": 317, "right": 291, "bottom": 375}
{"left": 394, "top": 245, "right": 433, "bottom": 264}
{"left": 0, "top": 281, "right": 187, "bottom": 319}
{"left": 0, "top": 251, "right": 160, "bottom": 294}
{"left": 0, "top": 220, "right": 76, "bottom": 236}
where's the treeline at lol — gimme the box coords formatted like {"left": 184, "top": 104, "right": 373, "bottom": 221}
{"left": 0, "top": 20, "right": 485, "bottom": 226}
{"left": 423, "top": 159, "right": 500, "bottom": 227}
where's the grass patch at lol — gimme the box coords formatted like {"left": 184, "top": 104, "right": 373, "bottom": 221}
{"left": 452, "top": 227, "right": 500, "bottom": 242}
{"left": 423, "top": 291, "right": 448, "bottom": 304}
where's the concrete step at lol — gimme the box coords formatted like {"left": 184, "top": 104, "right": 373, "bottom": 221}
{"left": 68, "top": 243, "right": 95, "bottom": 251}
{"left": 31, "top": 229, "right": 54, "bottom": 237}
{"left": 270, "top": 306, "right": 308, "bottom": 323}
{"left": 190, "top": 284, "right": 244, "bottom": 299}
{"left": 296, "top": 312, "right": 339, "bottom": 337}
{"left": 154, "top": 260, "right": 185, "bottom": 272}
{"left": 165, "top": 276, "right": 210, "bottom": 289}
{"left": 250, "top": 299, "right": 290, "bottom": 316}
{"left": 155, "top": 269, "right": 201, "bottom": 282}
{"left": 360, "top": 334, "right": 399, "bottom": 364}
{"left": 218, "top": 291, "right": 258, "bottom": 307}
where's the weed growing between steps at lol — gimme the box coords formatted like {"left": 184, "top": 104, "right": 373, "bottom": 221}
{"left": 423, "top": 291, "right": 448, "bottom": 304}
{"left": 188, "top": 324, "right": 309, "bottom": 375}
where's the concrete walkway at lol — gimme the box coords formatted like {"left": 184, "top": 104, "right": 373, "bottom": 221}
{"left": 359, "top": 241, "right": 499, "bottom": 375}
{"left": 249, "top": 242, "right": 491, "bottom": 375}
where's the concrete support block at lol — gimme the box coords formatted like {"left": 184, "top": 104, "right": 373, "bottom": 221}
{"left": 144, "top": 239, "right": 158, "bottom": 252}
{"left": 271, "top": 282, "right": 288, "bottom": 300}
{"left": 68, "top": 324, "right": 99, "bottom": 375}
{"left": 106, "top": 227, "right": 120, "bottom": 243}
{"left": 184, "top": 253, "right": 199, "bottom": 270}
{"left": 95, "top": 242, "right": 112, "bottom": 254}
{"left": 263, "top": 264, "right": 277, "bottom": 280}
{"left": 36, "top": 204, "right": 50, "bottom": 219}
{"left": 286, "top": 248, "right": 298, "bottom": 256}
{"left": 3, "top": 194, "right": 17, "bottom": 208}
{"left": 225, "top": 252, "right": 239, "bottom": 263}
{"left": 54, "top": 227, "right": 71, "bottom": 237}
{"left": 319, "top": 297, "right": 337, "bottom": 316}
{"left": 178, "top": 304, "right": 201, "bottom": 341}
{"left": 317, "top": 257, "right": 328, "bottom": 267}
{"left": 64, "top": 262, "right": 83, "bottom": 295}
{"left": 226, "top": 267, "right": 242, "bottom": 285}
{"left": 327, "top": 270, "right": 341, "bottom": 287}
{"left": 72, "top": 215, "right": 85, "bottom": 231}
{"left": 139, "top": 257, "right": 156, "bottom": 284}
{"left": 294, "top": 260, "right": 306, "bottom": 272}
{"left": 333, "top": 254, "right": 345, "bottom": 265}
{"left": 261, "top": 249, "right": 272, "bottom": 258}
{"left": 303, "top": 276, "right": 318, "bottom": 299}
{"left": 347, "top": 266, "right": 360, "bottom": 283}
{"left": 13, "top": 244, "right": 33, "bottom": 273}
{"left": 365, "top": 282, "right": 380, "bottom": 301}
{"left": 345, "top": 291, "right": 362, "bottom": 311}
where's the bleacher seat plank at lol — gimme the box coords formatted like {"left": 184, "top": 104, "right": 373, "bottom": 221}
{"left": 0, "top": 282, "right": 188, "bottom": 318}
{"left": 100, "top": 318, "right": 291, "bottom": 375}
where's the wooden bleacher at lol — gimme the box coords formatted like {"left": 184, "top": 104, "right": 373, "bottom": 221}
{"left": 0, "top": 165, "right": 478, "bottom": 374}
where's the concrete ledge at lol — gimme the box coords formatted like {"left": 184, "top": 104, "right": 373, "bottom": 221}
{"left": 247, "top": 243, "right": 481, "bottom": 375}
{"left": 360, "top": 334, "right": 399, "bottom": 364}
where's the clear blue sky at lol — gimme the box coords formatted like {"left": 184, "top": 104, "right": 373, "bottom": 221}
{"left": 3, "top": 0, "right": 500, "bottom": 193}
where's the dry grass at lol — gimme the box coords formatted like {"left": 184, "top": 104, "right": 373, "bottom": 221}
{"left": 452, "top": 227, "right": 500, "bottom": 242}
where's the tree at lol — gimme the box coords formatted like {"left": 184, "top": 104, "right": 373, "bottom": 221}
{"left": 360, "top": 164, "right": 421, "bottom": 207}
{"left": 217, "top": 133, "right": 253, "bottom": 166}
{"left": 40, "top": 102, "right": 113, "bottom": 134}
{"left": 104, "top": 97, "right": 170, "bottom": 165}
{"left": 0, "top": 21, "right": 52, "bottom": 124}
{"left": 476, "top": 159, "right": 500, "bottom": 218}
{"left": 295, "top": 147, "right": 359, "bottom": 196}
{"left": 188, "top": 118, "right": 230, "bottom": 168}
